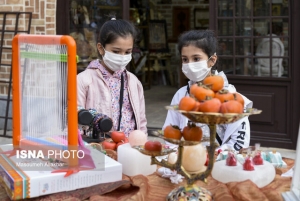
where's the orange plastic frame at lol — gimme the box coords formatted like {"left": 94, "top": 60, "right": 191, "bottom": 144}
{"left": 12, "top": 34, "right": 78, "bottom": 148}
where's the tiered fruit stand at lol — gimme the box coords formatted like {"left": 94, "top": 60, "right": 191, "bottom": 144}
{"left": 134, "top": 105, "right": 262, "bottom": 201}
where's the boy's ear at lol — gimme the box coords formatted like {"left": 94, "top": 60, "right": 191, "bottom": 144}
{"left": 209, "top": 54, "right": 218, "bottom": 67}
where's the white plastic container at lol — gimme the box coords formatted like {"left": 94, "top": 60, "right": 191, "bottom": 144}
{"left": 117, "top": 143, "right": 157, "bottom": 176}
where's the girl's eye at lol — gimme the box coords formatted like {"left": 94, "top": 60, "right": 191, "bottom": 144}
{"left": 182, "top": 58, "right": 188, "bottom": 63}
{"left": 194, "top": 57, "right": 201, "bottom": 62}
{"left": 113, "top": 51, "right": 120, "bottom": 54}
{"left": 125, "top": 51, "right": 132, "bottom": 54}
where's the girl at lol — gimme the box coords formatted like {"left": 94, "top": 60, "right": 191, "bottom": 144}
{"left": 163, "top": 30, "right": 253, "bottom": 151}
{"left": 77, "top": 18, "right": 147, "bottom": 137}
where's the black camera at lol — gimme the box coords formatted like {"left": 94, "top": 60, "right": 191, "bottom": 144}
{"left": 91, "top": 113, "right": 113, "bottom": 139}
{"left": 78, "top": 107, "right": 113, "bottom": 143}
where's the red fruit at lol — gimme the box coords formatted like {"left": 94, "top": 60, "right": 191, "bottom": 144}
{"left": 205, "top": 153, "right": 209, "bottom": 166}
{"left": 182, "top": 122, "right": 203, "bottom": 141}
{"left": 226, "top": 152, "right": 237, "bottom": 166}
{"left": 252, "top": 153, "right": 264, "bottom": 165}
{"left": 243, "top": 157, "right": 255, "bottom": 171}
{"left": 102, "top": 140, "right": 117, "bottom": 150}
{"left": 111, "top": 131, "right": 126, "bottom": 143}
{"left": 144, "top": 141, "right": 162, "bottom": 152}
{"left": 116, "top": 138, "right": 129, "bottom": 150}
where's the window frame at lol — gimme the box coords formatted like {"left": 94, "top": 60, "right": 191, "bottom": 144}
{"left": 213, "top": 0, "right": 290, "bottom": 79}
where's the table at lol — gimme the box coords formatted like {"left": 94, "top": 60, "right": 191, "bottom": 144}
{"left": 0, "top": 158, "right": 294, "bottom": 201}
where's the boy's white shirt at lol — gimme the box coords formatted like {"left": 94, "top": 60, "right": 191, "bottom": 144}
{"left": 162, "top": 71, "right": 253, "bottom": 151}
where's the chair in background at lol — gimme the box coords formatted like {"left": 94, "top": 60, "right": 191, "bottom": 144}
{"left": 130, "top": 50, "right": 150, "bottom": 89}
{"left": 146, "top": 53, "right": 173, "bottom": 86}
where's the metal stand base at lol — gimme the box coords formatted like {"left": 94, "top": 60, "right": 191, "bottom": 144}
{"left": 167, "top": 184, "right": 213, "bottom": 201}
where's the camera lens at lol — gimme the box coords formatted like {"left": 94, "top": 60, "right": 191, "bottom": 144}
{"left": 78, "top": 109, "right": 93, "bottom": 125}
{"left": 98, "top": 117, "right": 113, "bottom": 132}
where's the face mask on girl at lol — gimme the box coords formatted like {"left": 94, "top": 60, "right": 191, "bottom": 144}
{"left": 182, "top": 55, "right": 214, "bottom": 82}
{"left": 102, "top": 49, "right": 132, "bottom": 72}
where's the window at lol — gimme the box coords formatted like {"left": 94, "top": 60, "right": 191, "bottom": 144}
{"left": 68, "top": 0, "right": 124, "bottom": 62}
{"left": 216, "top": 0, "right": 289, "bottom": 78}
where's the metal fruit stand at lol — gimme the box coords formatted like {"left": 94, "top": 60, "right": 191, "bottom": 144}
{"left": 134, "top": 105, "right": 262, "bottom": 201}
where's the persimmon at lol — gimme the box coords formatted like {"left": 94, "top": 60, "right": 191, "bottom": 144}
{"left": 215, "top": 89, "right": 234, "bottom": 103}
{"left": 111, "top": 131, "right": 126, "bottom": 143}
{"left": 190, "top": 84, "right": 215, "bottom": 102}
{"left": 233, "top": 93, "right": 244, "bottom": 107}
{"left": 116, "top": 138, "right": 129, "bottom": 150}
{"left": 182, "top": 122, "right": 203, "bottom": 141}
{"left": 193, "top": 101, "right": 201, "bottom": 111}
{"left": 144, "top": 141, "right": 162, "bottom": 152}
{"left": 198, "top": 98, "right": 221, "bottom": 113}
{"left": 179, "top": 96, "right": 196, "bottom": 111}
{"left": 203, "top": 75, "right": 224, "bottom": 92}
{"left": 102, "top": 140, "right": 117, "bottom": 150}
{"left": 219, "top": 100, "right": 243, "bottom": 114}
{"left": 164, "top": 125, "right": 182, "bottom": 140}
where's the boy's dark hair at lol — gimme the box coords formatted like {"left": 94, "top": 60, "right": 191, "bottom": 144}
{"left": 98, "top": 18, "right": 137, "bottom": 47}
{"left": 177, "top": 30, "right": 218, "bottom": 57}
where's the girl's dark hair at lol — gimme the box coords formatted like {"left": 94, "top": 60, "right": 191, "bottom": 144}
{"left": 177, "top": 30, "right": 218, "bottom": 57}
{"left": 98, "top": 18, "right": 137, "bottom": 47}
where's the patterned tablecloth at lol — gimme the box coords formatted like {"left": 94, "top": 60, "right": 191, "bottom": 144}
{"left": 0, "top": 158, "right": 294, "bottom": 201}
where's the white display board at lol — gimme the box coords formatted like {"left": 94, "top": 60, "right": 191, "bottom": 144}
{"left": 282, "top": 122, "right": 300, "bottom": 201}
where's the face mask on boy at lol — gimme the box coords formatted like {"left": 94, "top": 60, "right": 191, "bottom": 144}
{"left": 182, "top": 54, "right": 214, "bottom": 82}
{"left": 102, "top": 49, "right": 132, "bottom": 72}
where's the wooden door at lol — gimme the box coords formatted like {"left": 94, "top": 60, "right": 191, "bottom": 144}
{"left": 56, "top": 0, "right": 130, "bottom": 35}
{"left": 210, "top": 0, "right": 300, "bottom": 149}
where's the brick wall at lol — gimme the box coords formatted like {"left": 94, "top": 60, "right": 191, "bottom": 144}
{"left": 0, "top": 0, "right": 57, "bottom": 96}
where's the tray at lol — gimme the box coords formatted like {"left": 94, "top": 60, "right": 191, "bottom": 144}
{"left": 132, "top": 145, "right": 176, "bottom": 157}
{"left": 150, "top": 130, "right": 208, "bottom": 146}
{"left": 166, "top": 105, "right": 262, "bottom": 125}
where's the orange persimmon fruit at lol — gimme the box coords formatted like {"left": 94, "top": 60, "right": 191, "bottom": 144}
{"left": 182, "top": 122, "right": 203, "bottom": 141}
{"left": 198, "top": 98, "right": 222, "bottom": 113}
{"left": 219, "top": 100, "right": 243, "bottom": 114}
{"left": 179, "top": 96, "right": 197, "bottom": 111}
{"left": 164, "top": 125, "right": 182, "bottom": 140}
{"left": 233, "top": 92, "right": 245, "bottom": 107}
{"left": 215, "top": 89, "right": 234, "bottom": 103}
{"left": 193, "top": 101, "right": 201, "bottom": 111}
{"left": 190, "top": 84, "right": 215, "bottom": 102}
{"left": 203, "top": 75, "right": 224, "bottom": 92}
